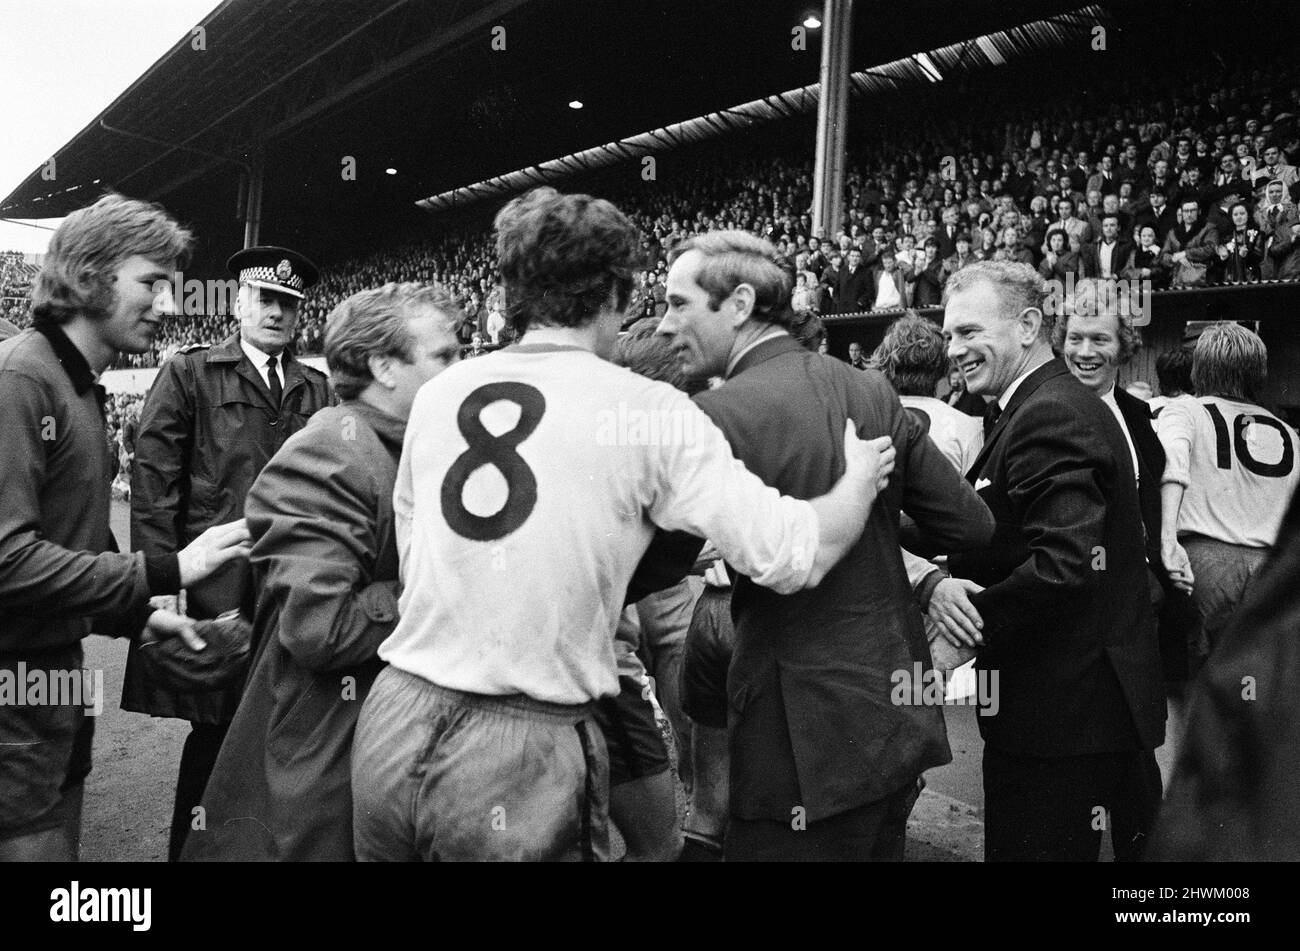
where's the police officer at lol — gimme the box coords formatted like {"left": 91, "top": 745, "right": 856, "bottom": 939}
{"left": 121, "top": 246, "right": 332, "bottom": 860}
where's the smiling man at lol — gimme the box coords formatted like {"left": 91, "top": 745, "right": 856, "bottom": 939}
{"left": 942, "top": 261, "right": 1165, "bottom": 861}
{"left": 121, "top": 245, "right": 331, "bottom": 861}
{"left": 657, "top": 230, "right": 993, "bottom": 861}
{"left": 0, "top": 193, "right": 251, "bottom": 861}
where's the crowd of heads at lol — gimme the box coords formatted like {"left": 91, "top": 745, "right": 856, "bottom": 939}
{"left": 1, "top": 56, "right": 1297, "bottom": 373}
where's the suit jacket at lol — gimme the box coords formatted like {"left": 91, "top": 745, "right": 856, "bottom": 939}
{"left": 1113, "top": 389, "right": 1163, "bottom": 569}
{"left": 1079, "top": 238, "right": 1134, "bottom": 279}
{"left": 694, "top": 335, "right": 994, "bottom": 823}
{"left": 935, "top": 225, "right": 960, "bottom": 260}
{"left": 1134, "top": 204, "right": 1177, "bottom": 243}
{"left": 834, "top": 265, "right": 873, "bottom": 314}
{"left": 947, "top": 359, "right": 1165, "bottom": 757}
{"left": 1115, "top": 387, "right": 1192, "bottom": 682}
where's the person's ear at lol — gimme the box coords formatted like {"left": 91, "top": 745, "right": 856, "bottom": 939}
{"left": 1017, "top": 307, "right": 1045, "bottom": 345}
{"left": 729, "top": 283, "right": 756, "bottom": 328}
{"left": 368, "top": 354, "right": 397, "bottom": 389}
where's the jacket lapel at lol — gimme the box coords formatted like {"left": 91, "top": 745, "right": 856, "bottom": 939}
{"left": 966, "top": 358, "right": 1069, "bottom": 481}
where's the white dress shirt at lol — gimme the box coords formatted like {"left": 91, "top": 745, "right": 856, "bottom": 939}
{"left": 239, "top": 337, "right": 284, "bottom": 391}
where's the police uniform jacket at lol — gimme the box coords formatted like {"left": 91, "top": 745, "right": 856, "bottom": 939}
{"left": 122, "top": 331, "right": 331, "bottom": 723}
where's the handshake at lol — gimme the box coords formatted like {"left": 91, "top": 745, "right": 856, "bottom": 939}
{"left": 925, "top": 575, "right": 985, "bottom": 672}
{"left": 144, "top": 519, "right": 253, "bottom": 652}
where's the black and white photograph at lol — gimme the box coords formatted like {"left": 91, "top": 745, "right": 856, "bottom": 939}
{"left": 0, "top": 0, "right": 1292, "bottom": 930}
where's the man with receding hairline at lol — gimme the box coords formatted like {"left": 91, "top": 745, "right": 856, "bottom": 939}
{"left": 943, "top": 261, "right": 1165, "bottom": 861}
{"left": 659, "top": 230, "right": 993, "bottom": 861}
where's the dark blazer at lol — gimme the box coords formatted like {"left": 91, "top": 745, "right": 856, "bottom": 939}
{"left": 834, "top": 265, "right": 873, "bottom": 314}
{"left": 947, "top": 359, "right": 1165, "bottom": 757}
{"left": 1114, "top": 387, "right": 1194, "bottom": 684}
{"left": 1113, "top": 388, "right": 1163, "bottom": 569}
{"left": 935, "top": 225, "right": 960, "bottom": 260}
{"left": 694, "top": 335, "right": 994, "bottom": 823}
{"left": 1079, "top": 238, "right": 1134, "bottom": 279}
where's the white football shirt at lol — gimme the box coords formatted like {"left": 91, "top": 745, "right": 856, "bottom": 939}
{"left": 382, "top": 343, "right": 821, "bottom": 704}
{"left": 1159, "top": 396, "right": 1300, "bottom": 547}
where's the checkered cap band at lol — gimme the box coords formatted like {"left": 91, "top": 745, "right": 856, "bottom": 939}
{"left": 239, "top": 265, "right": 305, "bottom": 293}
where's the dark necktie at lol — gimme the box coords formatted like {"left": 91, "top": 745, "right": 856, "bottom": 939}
{"left": 983, "top": 400, "right": 1002, "bottom": 437}
{"left": 266, "top": 355, "right": 282, "bottom": 407}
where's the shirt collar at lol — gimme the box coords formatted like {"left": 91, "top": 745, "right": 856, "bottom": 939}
{"left": 998, "top": 356, "right": 1051, "bottom": 411}
{"left": 35, "top": 321, "right": 98, "bottom": 395}
{"left": 239, "top": 336, "right": 279, "bottom": 369}
{"left": 726, "top": 327, "right": 788, "bottom": 379}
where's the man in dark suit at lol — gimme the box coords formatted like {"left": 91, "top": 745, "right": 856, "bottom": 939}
{"left": 834, "top": 248, "right": 873, "bottom": 314}
{"left": 1133, "top": 188, "right": 1177, "bottom": 244}
{"left": 658, "top": 230, "right": 994, "bottom": 861}
{"left": 935, "top": 206, "right": 962, "bottom": 260}
{"left": 941, "top": 261, "right": 1166, "bottom": 862}
{"left": 1054, "top": 279, "right": 1197, "bottom": 781}
{"left": 1079, "top": 214, "right": 1134, "bottom": 280}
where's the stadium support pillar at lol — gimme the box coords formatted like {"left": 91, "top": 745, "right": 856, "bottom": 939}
{"left": 243, "top": 150, "right": 265, "bottom": 249}
{"left": 811, "top": 0, "right": 853, "bottom": 240}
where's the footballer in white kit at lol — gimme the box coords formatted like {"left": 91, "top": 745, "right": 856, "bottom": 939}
{"left": 351, "top": 186, "right": 893, "bottom": 861}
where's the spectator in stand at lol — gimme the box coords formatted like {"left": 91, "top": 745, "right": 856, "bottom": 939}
{"left": 791, "top": 272, "right": 814, "bottom": 314}
{"left": 1252, "top": 142, "right": 1299, "bottom": 192}
{"left": 834, "top": 248, "right": 873, "bottom": 315}
{"left": 1068, "top": 149, "right": 1092, "bottom": 194}
{"left": 1124, "top": 225, "right": 1171, "bottom": 290}
{"left": 942, "top": 232, "right": 977, "bottom": 279}
{"left": 935, "top": 206, "right": 962, "bottom": 259}
{"left": 848, "top": 341, "right": 868, "bottom": 370}
{"left": 819, "top": 250, "right": 843, "bottom": 312}
{"left": 1051, "top": 197, "right": 1091, "bottom": 251}
{"left": 1253, "top": 177, "right": 1294, "bottom": 242}
{"left": 1135, "top": 188, "right": 1177, "bottom": 244}
{"left": 999, "top": 227, "right": 1035, "bottom": 267}
{"left": 1163, "top": 199, "right": 1219, "bottom": 288}
{"left": 1177, "top": 165, "right": 1213, "bottom": 213}
{"left": 1039, "top": 229, "right": 1081, "bottom": 282}
{"left": 912, "top": 238, "right": 946, "bottom": 307}
{"left": 1266, "top": 218, "right": 1300, "bottom": 281}
{"left": 1081, "top": 214, "right": 1133, "bottom": 280}
{"left": 1088, "top": 155, "right": 1121, "bottom": 196}
{"left": 1214, "top": 201, "right": 1265, "bottom": 284}
{"left": 974, "top": 227, "right": 999, "bottom": 262}
{"left": 870, "top": 249, "right": 910, "bottom": 311}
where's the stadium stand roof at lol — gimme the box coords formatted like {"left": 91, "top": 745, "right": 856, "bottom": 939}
{"left": 0, "top": 0, "right": 1094, "bottom": 266}
{"left": 416, "top": 4, "right": 1112, "bottom": 212}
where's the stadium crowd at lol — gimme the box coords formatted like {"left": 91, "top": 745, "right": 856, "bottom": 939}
{"left": 5, "top": 56, "right": 1297, "bottom": 370}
